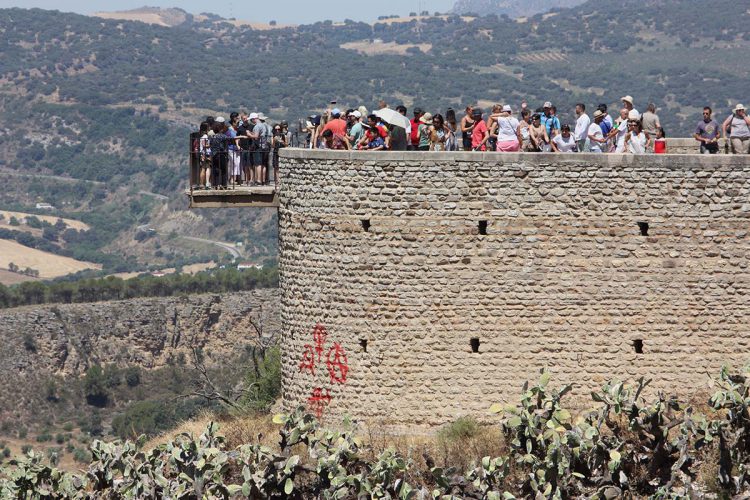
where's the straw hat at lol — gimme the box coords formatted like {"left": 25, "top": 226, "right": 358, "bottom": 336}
{"left": 621, "top": 95, "right": 634, "bottom": 105}
{"left": 419, "top": 112, "right": 433, "bottom": 124}
{"left": 734, "top": 104, "right": 746, "bottom": 112}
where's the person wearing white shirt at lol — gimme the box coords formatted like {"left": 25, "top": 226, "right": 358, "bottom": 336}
{"left": 574, "top": 103, "right": 590, "bottom": 152}
{"left": 552, "top": 124, "right": 578, "bottom": 152}
{"left": 624, "top": 117, "right": 648, "bottom": 154}
{"left": 588, "top": 110, "right": 607, "bottom": 153}
{"left": 490, "top": 105, "right": 522, "bottom": 152}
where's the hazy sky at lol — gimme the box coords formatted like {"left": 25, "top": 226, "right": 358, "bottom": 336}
{"left": 0, "top": 0, "right": 456, "bottom": 24}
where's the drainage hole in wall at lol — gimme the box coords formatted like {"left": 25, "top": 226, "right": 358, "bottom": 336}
{"left": 478, "top": 220, "right": 488, "bottom": 236}
{"left": 633, "top": 339, "right": 644, "bottom": 354}
{"left": 637, "top": 222, "right": 649, "bottom": 236}
{"left": 359, "top": 339, "right": 368, "bottom": 353}
{"left": 361, "top": 219, "right": 371, "bottom": 232}
{"left": 470, "top": 337, "right": 481, "bottom": 353}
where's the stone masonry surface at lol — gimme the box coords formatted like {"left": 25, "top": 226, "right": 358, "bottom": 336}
{"left": 278, "top": 149, "right": 750, "bottom": 427}
{"left": 0, "top": 290, "right": 279, "bottom": 421}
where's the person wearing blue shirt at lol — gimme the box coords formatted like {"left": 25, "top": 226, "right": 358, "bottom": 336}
{"left": 541, "top": 102, "right": 561, "bottom": 138}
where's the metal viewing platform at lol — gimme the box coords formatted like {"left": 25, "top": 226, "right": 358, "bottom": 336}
{"left": 186, "top": 185, "right": 279, "bottom": 208}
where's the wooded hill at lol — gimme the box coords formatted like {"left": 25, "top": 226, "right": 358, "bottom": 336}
{"left": 0, "top": 1, "right": 748, "bottom": 274}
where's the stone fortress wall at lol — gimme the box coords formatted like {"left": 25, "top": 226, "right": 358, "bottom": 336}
{"left": 278, "top": 148, "right": 750, "bottom": 426}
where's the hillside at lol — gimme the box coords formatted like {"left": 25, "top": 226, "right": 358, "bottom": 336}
{"left": 452, "top": 0, "right": 585, "bottom": 17}
{"left": 1, "top": 1, "right": 749, "bottom": 281}
{"left": 0, "top": 290, "right": 279, "bottom": 441}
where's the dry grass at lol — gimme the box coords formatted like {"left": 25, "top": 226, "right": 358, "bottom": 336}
{"left": 340, "top": 41, "right": 432, "bottom": 56}
{"left": 0, "top": 239, "right": 101, "bottom": 278}
{"left": 0, "top": 268, "right": 39, "bottom": 285}
{"left": 0, "top": 210, "right": 89, "bottom": 231}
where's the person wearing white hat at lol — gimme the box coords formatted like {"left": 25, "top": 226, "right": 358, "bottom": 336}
{"left": 587, "top": 110, "right": 607, "bottom": 153}
{"left": 722, "top": 104, "right": 750, "bottom": 154}
{"left": 621, "top": 95, "right": 639, "bottom": 115}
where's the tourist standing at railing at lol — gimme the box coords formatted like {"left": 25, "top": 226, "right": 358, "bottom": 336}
{"left": 445, "top": 108, "right": 459, "bottom": 151}
{"left": 552, "top": 124, "right": 578, "bottom": 152}
{"left": 347, "top": 111, "right": 365, "bottom": 147}
{"left": 427, "top": 114, "right": 450, "bottom": 152}
{"left": 621, "top": 95, "right": 639, "bottom": 116}
{"left": 723, "top": 104, "right": 750, "bottom": 154}
{"left": 541, "top": 102, "right": 560, "bottom": 139}
{"left": 460, "top": 106, "right": 475, "bottom": 151}
{"left": 519, "top": 110, "right": 533, "bottom": 152}
{"left": 409, "top": 107, "right": 423, "bottom": 151}
{"left": 199, "top": 122, "right": 211, "bottom": 189}
{"left": 528, "top": 114, "right": 549, "bottom": 152}
{"left": 396, "top": 105, "right": 411, "bottom": 140}
{"left": 587, "top": 111, "right": 607, "bottom": 153}
{"left": 471, "top": 108, "right": 489, "bottom": 151}
{"left": 574, "top": 104, "right": 590, "bottom": 152}
{"left": 624, "top": 114, "right": 648, "bottom": 155}
{"left": 417, "top": 113, "right": 432, "bottom": 151}
{"left": 609, "top": 108, "right": 630, "bottom": 153}
{"left": 227, "top": 113, "right": 242, "bottom": 185}
{"left": 490, "top": 105, "right": 522, "bottom": 152}
{"left": 694, "top": 107, "right": 720, "bottom": 154}
{"left": 237, "top": 113, "right": 253, "bottom": 185}
{"left": 208, "top": 120, "right": 229, "bottom": 189}
{"left": 272, "top": 123, "right": 287, "bottom": 185}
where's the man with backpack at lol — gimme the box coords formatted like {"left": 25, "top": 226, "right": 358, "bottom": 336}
{"left": 249, "top": 113, "right": 273, "bottom": 186}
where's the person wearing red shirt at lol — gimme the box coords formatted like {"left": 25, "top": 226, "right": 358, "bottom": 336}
{"left": 322, "top": 108, "right": 348, "bottom": 138}
{"left": 409, "top": 107, "right": 423, "bottom": 150}
{"left": 471, "top": 108, "right": 489, "bottom": 151}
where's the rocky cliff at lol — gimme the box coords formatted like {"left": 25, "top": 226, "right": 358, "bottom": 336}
{"left": 0, "top": 291, "right": 279, "bottom": 421}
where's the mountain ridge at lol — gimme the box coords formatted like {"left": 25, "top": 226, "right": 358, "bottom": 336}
{"left": 452, "top": 0, "right": 586, "bottom": 17}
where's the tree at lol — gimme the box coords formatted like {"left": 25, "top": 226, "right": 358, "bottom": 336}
{"left": 83, "top": 365, "right": 109, "bottom": 407}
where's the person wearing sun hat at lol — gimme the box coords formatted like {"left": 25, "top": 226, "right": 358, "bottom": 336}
{"left": 621, "top": 95, "right": 639, "bottom": 115}
{"left": 722, "top": 104, "right": 750, "bottom": 154}
{"left": 417, "top": 112, "right": 433, "bottom": 151}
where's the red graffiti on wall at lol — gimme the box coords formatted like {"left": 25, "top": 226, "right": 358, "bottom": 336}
{"left": 307, "top": 387, "right": 332, "bottom": 419}
{"left": 299, "top": 344, "right": 317, "bottom": 375}
{"left": 313, "top": 323, "right": 328, "bottom": 361}
{"left": 298, "top": 323, "right": 351, "bottom": 418}
{"left": 326, "top": 342, "right": 349, "bottom": 384}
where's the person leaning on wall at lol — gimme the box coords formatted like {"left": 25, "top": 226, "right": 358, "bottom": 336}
{"left": 723, "top": 104, "right": 750, "bottom": 154}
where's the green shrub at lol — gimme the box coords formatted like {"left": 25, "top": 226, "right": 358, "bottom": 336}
{"left": 124, "top": 366, "right": 141, "bottom": 387}
{"left": 83, "top": 365, "right": 108, "bottom": 407}
{"left": 2, "top": 448, "right": 10, "bottom": 458}
{"left": 437, "top": 416, "right": 480, "bottom": 443}
{"left": 242, "top": 346, "right": 281, "bottom": 411}
{"left": 36, "top": 431, "right": 52, "bottom": 443}
{"left": 20, "top": 444, "right": 32, "bottom": 454}
{"left": 62, "top": 422, "right": 74, "bottom": 432}
{"left": 55, "top": 433, "right": 65, "bottom": 445}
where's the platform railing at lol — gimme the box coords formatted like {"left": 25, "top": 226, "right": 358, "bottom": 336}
{"left": 189, "top": 133, "right": 288, "bottom": 195}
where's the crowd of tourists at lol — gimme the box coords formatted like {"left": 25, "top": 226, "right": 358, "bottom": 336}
{"left": 301, "top": 97, "right": 750, "bottom": 156}
{"left": 193, "top": 113, "right": 292, "bottom": 190}
{"left": 191, "top": 98, "right": 750, "bottom": 189}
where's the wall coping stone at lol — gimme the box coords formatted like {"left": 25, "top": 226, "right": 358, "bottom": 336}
{"left": 280, "top": 148, "right": 750, "bottom": 168}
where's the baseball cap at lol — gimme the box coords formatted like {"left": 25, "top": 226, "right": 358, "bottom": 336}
{"left": 332, "top": 108, "right": 341, "bottom": 116}
{"left": 628, "top": 110, "right": 641, "bottom": 120}
{"left": 215, "top": 116, "right": 225, "bottom": 123}
{"left": 351, "top": 110, "right": 362, "bottom": 118}
{"left": 502, "top": 104, "right": 512, "bottom": 113}
{"left": 543, "top": 101, "right": 552, "bottom": 108}
{"left": 248, "top": 112, "right": 259, "bottom": 120}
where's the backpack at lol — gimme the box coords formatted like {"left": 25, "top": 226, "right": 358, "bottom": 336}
{"left": 258, "top": 123, "right": 272, "bottom": 151}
